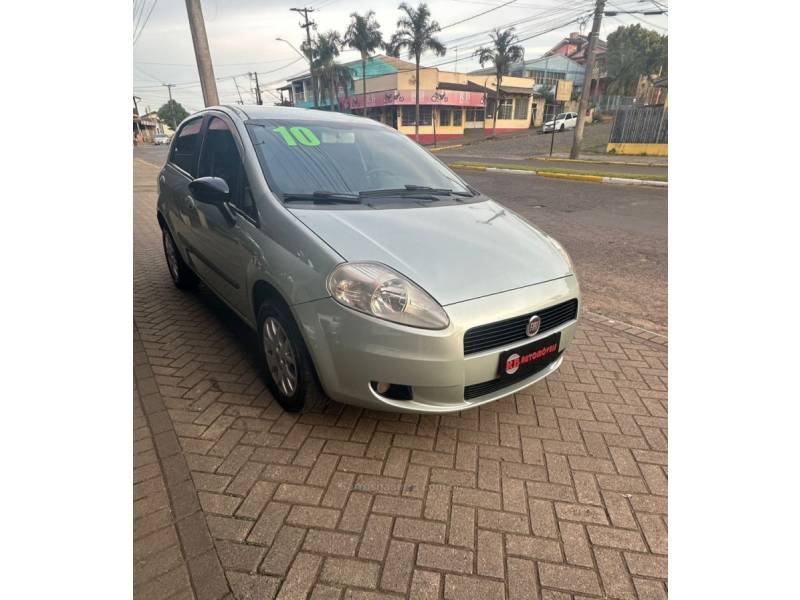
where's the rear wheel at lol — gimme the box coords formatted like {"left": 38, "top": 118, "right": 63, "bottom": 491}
{"left": 162, "top": 228, "right": 199, "bottom": 290}
{"left": 257, "top": 300, "right": 326, "bottom": 412}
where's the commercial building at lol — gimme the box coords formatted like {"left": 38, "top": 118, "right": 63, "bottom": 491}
{"left": 279, "top": 55, "right": 538, "bottom": 144}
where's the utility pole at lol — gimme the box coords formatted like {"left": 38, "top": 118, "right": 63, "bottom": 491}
{"left": 569, "top": 0, "right": 605, "bottom": 159}
{"left": 133, "top": 96, "right": 142, "bottom": 144}
{"left": 290, "top": 7, "right": 318, "bottom": 109}
{"left": 185, "top": 0, "right": 220, "bottom": 106}
{"left": 233, "top": 76, "right": 244, "bottom": 104}
{"left": 250, "top": 72, "right": 263, "bottom": 105}
{"left": 163, "top": 84, "right": 178, "bottom": 129}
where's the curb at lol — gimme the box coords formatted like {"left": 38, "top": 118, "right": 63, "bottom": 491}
{"left": 531, "top": 156, "right": 668, "bottom": 168}
{"left": 450, "top": 163, "right": 668, "bottom": 187}
{"left": 133, "top": 324, "right": 232, "bottom": 600}
{"left": 430, "top": 144, "right": 463, "bottom": 153}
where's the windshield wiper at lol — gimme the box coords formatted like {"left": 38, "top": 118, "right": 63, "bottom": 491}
{"left": 359, "top": 185, "right": 473, "bottom": 198}
{"left": 282, "top": 191, "right": 362, "bottom": 204}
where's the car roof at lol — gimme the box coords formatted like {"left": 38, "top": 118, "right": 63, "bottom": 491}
{"left": 202, "top": 104, "right": 383, "bottom": 127}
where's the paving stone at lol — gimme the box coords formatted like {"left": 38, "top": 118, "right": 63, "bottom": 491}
{"left": 134, "top": 156, "right": 669, "bottom": 600}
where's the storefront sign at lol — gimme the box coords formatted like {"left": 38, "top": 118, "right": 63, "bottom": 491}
{"left": 340, "top": 89, "right": 485, "bottom": 110}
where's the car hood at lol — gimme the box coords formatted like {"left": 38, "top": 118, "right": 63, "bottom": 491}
{"left": 290, "top": 199, "right": 572, "bottom": 306}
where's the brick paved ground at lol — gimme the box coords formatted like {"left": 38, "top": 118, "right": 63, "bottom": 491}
{"left": 133, "top": 159, "right": 668, "bottom": 599}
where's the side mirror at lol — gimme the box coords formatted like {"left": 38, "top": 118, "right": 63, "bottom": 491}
{"left": 189, "top": 177, "right": 229, "bottom": 205}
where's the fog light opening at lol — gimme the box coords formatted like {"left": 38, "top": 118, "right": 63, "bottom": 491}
{"left": 370, "top": 382, "right": 413, "bottom": 401}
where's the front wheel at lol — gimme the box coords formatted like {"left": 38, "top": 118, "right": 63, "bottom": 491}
{"left": 559, "top": 124, "right": 565, "bottom": 132}
{"left": 257, "top": 301, "right": 326, "bottom": 412}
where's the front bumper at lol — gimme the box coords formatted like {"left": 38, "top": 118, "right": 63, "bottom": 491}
{"left": 293, "top": 275, "right": 580, "bottom": 413}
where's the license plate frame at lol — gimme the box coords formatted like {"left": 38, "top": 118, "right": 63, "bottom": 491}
{"left": 497, "top": 332, "right": 562, "bottom": 380}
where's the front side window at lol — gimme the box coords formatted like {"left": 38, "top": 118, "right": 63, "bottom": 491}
{"left": 169, "top": 117, "right": 202, "bottom": 176}
{"left": 246, "top": 118, "right": 471, "bottom": 199}
{"left": 198, "top": 117, "right": 257, "bottom": 220}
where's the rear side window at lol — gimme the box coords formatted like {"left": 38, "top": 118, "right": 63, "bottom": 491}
{"left": 169, "top": 117, "right": 203, "bottom": 176}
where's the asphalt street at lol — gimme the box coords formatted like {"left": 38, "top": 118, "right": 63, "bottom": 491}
{"left": 135, "top": 144, "right": 666, "bottom": 334}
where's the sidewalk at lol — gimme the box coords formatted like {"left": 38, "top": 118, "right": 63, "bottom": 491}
{"left": 134, "top": 158, "right": 668, "bottom": 600}
{"left": 427, "top": 123, "right": 668, "bottom": 171}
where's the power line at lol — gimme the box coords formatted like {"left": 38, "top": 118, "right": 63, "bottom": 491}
{"left": 440, "top": 0, "right": 520, "bottom": 31}
{"left": 441, "top": 0, "right": 592, "bottom": 46}
{"left": 134, "top": 56, "right": 297, "bottom": 68}
{"left": 133, "top": 0, "right": 159, "bottom": 46}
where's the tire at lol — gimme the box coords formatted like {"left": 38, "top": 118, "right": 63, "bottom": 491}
{"left": 161, "top": 227, "right": 199, "bottom": 290}
{"left": 559, "top": 124, "right": 565, "bottom": 132}
{"left": 257, "top": 300, "right": 327, "bottom": 413}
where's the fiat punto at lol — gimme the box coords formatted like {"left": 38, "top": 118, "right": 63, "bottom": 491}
{"left": 157, "top": 105, "right": 579, "bottom": 413}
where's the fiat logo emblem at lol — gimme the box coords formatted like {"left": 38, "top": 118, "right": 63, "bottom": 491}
{"left": 527, "top": 315, "right": 541, "bottom": 337}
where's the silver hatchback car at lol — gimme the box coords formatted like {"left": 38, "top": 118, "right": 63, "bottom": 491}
{"left": 157, "top": 106, "right": 579, "bottom": 413}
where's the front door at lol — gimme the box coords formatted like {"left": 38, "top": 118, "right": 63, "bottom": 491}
{"left": 189, "top": 115, "right": 261, "bottom": 318}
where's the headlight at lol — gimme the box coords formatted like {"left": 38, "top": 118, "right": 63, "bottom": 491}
{"left": 327, "top": 262, "right": 450, "bottom": 330}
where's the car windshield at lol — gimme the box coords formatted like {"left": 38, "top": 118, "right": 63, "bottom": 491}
{"left": 245, "top": 118, "right": 471, "bottom": 199}
{"left": 556, "top": 113, "right": 566, "bottom": 120}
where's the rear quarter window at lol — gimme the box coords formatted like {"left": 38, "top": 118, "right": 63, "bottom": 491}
{"left": 169, "top": 117, "right": 203, "bottom": 176}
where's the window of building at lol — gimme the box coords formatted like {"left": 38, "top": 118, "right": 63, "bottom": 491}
{"left": 465, "top": 108, "right": 484, "bottom": 122}
{"left": 453, "top": 109, "right": 463, "bottom": 126}
{"left": 401, "top": 106, "right": 432, "bottom": 126}
{"left": 439, "top": 109, "right": 451, "bottom": 126}
{"left": 529, "top": 70, "right": 566, "bottom": 88}
{"left": 169, "top": 116, "right": 203, "bottom": 176}
{"left": 497, "top": 98, "right": 513, "bottom": 120}
{"left": 197, "top": 117, "right": 257, "bottom": 221}
{"left": 293, "top": 82, "right": 305, "bottom": 103}
{"left": 513, "top": 97, "right": 529, "bottom": 120}
{"left": 419, "top": 106, "right": 432, "bottom": 126}
{"left": 485, "top": 98, "right": 495, "bottom": 116}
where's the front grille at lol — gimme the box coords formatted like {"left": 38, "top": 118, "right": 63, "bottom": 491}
{"left": 463, "top": 298, "right": 578, "bottom": 355}
{"left": 464, "top": 352, "right": 562, "bottom": 400}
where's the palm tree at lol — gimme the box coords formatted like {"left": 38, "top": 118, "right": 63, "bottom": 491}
{"left": 302, "top": 31, "right": 352, "bottom": 112}
{"left": 386, "top": 3, "right": 446, "bottom": 142}
{"left": 475, "top": 28, "right": 524, "bottom": 138}
{"left": 344, "top": 11, "right": 383, "bottom": 116}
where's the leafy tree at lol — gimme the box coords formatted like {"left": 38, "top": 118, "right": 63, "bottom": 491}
{"left": 157, "top": 100, "right": 189, "bottom": 130}
{"left": 475, "top": 28, "right": 525, "bottom": 138}
{"left": 303, "top": 31, "right": 352, "bottom": 112}
{"left": 344, "top": 11, "right": 384, "bottom": 116}
{"left": 606, "top": 24, "right": 667, "bottom": 96}
{"left": 386, "top": 3, "right": 446, "bottom": 142}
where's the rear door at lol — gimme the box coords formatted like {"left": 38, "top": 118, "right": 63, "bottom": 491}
{"left": 189, "top": 114, "right": 261, "bottom": 317}
{"left": 161, "top": 115, "right": 205, "bottom": 254}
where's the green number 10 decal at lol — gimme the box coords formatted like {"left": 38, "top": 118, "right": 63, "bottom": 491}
{"left": 273, "top": 126, "right": 320, "bottom": 147}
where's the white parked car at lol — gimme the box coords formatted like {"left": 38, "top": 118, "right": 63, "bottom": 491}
{"left": 542, "top": 112, "right": 578, "bottom": 133}
{"left": 154, "top": 133, "right": 171, "bottom": 145}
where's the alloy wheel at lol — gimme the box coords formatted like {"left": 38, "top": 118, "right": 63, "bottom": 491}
{"left": 262, "top": 317, "right": 298, "bottom": 397}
